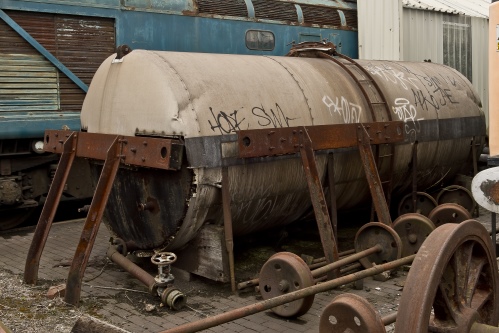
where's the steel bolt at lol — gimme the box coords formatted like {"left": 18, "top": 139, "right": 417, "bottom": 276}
{"left": 131, "top": 147, "right": 137, "bottom": 153}
{"left": 408, "top": 234, "right": 418, "bottom": 244}
{"left": 142, "top": 157, "right": 146, "bottom": 162}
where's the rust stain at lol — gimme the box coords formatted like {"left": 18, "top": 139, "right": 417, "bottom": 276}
{"left": 480, "top": 180, "right": 499, "bottom": 205}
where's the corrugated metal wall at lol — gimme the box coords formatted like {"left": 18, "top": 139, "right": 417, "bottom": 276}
{"left": 358, "top": 0, "right": 403, "bottom": 60}
{"left": 471, "top": 16, "right": 489, "bottom": 132}
{"left": 0, "top": 10, "right": 115, "bottom": 113}
{"left": 359, "top": 2, "right": 489, "bottom": 132}
{"left": 402, "top": 9, "right": 443, "bottom": 63}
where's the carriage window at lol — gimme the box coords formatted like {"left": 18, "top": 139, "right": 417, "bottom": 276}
{"left": 245, "top": 30, "right": 275, "bottom": 51}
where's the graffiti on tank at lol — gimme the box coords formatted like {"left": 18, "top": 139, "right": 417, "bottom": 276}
{"left": 322, "top": 95, "right": 362, "bottom": 123}
{"left": 411, "top": 76, "right": 459, "bottom": 112}
{"left": 395, "top": 65, "right": 461, "bottom": 112}
{"left": 208, "top": 103, "right": 298, "bottom": 134}
{"left": 364, "top": 63, "right": 419, "bottom": 91}
{"left": 251, "top": 103, "right": 298, "bottom": 128}
{"left": 392, "top": 98, "right": 424, "bottom": 142}
{"left": 208, "top": 107, "right": 246, "bottom": 134}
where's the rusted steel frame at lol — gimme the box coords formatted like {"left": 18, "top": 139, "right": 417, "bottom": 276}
{"left": 472, "top": 136, "right": 479, "bottom": 176}
{"left": 64, "top": 136, "right": 123, "bottom": 306}
{"left": 221, "top": 166, "right": 236, "bottom": 292}
{"left": 44, "top": 130, "right": 182, "bottom": 171}
{"left": 159, "top": 254, "right": 415, "bottom": 333}
{"left": 24, "top": 131, "right": 77, "bottom": 285}
{"left": 237, "top": 122, "right": 404, "bottom": 159}
{"left": 298, "top": 128, "right": 339, "bottom": 279}
{"left": 411, "top": 142, "right": 418, "bottom": 213}
{"left": 357, "top": 125, "right": 392, "bottom": 226}
{"left": 107, "top": 246, "right": 157, "bottom": 293}
{"left": 327, "top": 153, "right": 338, "bottom": 243}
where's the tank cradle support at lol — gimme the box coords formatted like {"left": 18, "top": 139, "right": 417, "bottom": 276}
{"left": 23, "top": 130, "right": 184, "bottom": 306}
{"left": 234, "top": 121, "right": 404, "bottom": 283}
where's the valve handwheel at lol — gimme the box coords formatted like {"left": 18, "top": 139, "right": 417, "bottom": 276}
{"left": 151, "top": 252, "right": 177, "bottom": 266}
{"left": 394, "top": 220, "right": 499, "bottom": 332}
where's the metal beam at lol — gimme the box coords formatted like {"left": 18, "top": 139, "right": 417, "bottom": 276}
{"left": 0, "top": 9, "right": 89, "bottom": 93}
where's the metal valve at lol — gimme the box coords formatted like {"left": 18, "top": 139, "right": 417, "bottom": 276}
{"left": 150, "top": 252, "right": 177, "bottom": 286}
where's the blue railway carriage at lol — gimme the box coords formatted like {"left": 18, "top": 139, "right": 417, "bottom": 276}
{"left": 0, "top": 0, "right": 358, "bottom": 230}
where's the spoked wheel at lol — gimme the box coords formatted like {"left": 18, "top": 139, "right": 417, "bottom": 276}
{"left": 0, "top": 208, "right": 36, "bottom": 231}
{"left": 394, "top": 220, "right": 499, "bottom": 332}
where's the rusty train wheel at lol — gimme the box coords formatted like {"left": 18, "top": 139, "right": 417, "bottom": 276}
{"left": 394, "top": 220, "right": 499, "bottom": 332}
{"left": 428, "top": 203, "right": 472, "bottom": 228}
{"left": 0, "top": 208, "right": 35, "bottom": 231}
{"left": 437, "top": 185, "right": 476, "bottom": 214}
{"left": 258, "top": 252, "right": 314, "bottom": 318}
{"left": 354, "top": 222, "right": 402, "bottom": 269}
{"left": 319, "top": 293, "right": 385, "bottom": 333}
{"left": 397, "top": 192, "right": 437, "bottom": 217}
{"left": 392, "top": 213, "right": 435, "bottom": 257}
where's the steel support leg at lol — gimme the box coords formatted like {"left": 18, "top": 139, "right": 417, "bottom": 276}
{"left": 357, "top": 125, "right": 392, "bottom": 226}
{"left": 64, "top": 136, "right": 122, "bottom": 306}
{"left": 221, "top": 166, "right": 236, "bottom": 292}
{"left": 24, "top": 132, "right": 77, "bottom": 285}
{"left": 299, "top": 128, "right": 339, "bottom": 279}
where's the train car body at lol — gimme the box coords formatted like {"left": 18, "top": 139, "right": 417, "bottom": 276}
{"left": 79, "top": 49, "right": 485, "bottom": 280}
{"left": 0, "top": 0, "right": 358, "bottom": 229}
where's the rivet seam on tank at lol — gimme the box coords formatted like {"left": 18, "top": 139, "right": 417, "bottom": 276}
{"left": 151, "top": 51, "right": 200, "bottom": 135}
{"left": 263, "top": 56, "right": 314, "bottom": 123}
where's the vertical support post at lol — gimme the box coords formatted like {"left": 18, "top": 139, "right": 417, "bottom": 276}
{"left": 357, "top": 125, "right": 392, "bottom": 226}
{"left": 64, "top": 136, "right": 123, "bottom": 306}
{"left": 327, "top": 153, "right": 338, "bottom": 242}
{"left": 221, "top": 167, "right": 236, "bottom": 292}
{"left": 411, "top": 142, "right": 418, "bottom": 214}
{"left": 471, "top": 137, "right": 480, "bottom": 218}
{"left": 492, "top": 213, "right": 497, "bottom": 259}
{"left": 299, "top": 128, "right": 339, "bottom": 279}
{"left": 24, "top": 132, "right": 77, "bottom": 285}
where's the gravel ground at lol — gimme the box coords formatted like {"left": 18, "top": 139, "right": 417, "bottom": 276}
{"left": 0, "top": 269, "right": 85, "bottom": 333}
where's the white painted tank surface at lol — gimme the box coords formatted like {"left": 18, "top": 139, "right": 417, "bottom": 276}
{"left": 81, "top": 50, "right": 485, "bottom": 251}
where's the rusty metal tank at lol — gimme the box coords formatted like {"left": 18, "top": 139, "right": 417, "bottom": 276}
{"left": 81, "top": 50, "right": 485, "bottom": 251}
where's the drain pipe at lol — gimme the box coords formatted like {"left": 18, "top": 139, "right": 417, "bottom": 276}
{"left": 106, "top": 246, "right": 187, "bottom": 310}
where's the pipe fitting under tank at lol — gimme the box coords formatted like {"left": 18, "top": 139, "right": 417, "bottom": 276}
{"left": 106, "top": 246, "right": 186, "bottom": 310}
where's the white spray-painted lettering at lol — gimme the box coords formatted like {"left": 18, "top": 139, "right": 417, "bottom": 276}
{"left": 322, "top": 95, "right": 362, "bottom": 123}
{"left": 392, "top": 98, "right": 424, "bottom": 142}
{"left": 364, "top": 64, "right": 419, "bottom": 91}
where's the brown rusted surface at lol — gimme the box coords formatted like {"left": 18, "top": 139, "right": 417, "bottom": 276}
{"left": 392, "top": 213, "right": 435, "bottom": 257}
{"left": 354, "top": 222, "right": 402, "bottom": 269}
{"left": 298, "top": 129, "right": 339, "bottom": 278}
{"left": 64, "top": 137, "right": 122, "bottom": 306}
{"left": 44, "top": 130, "right": 183, "bottom": 171}
{"left": 160, "top": 255, "right": 415, "bottom": 333}
{"left": 428, "top": 203, "right": 472, "bottom": 228}
{"left": 258, "top": 252, "right": 315, "bottom": 318}
{"left": 106, "top": 247, "right": 157, "bottom": 293}
{"left": 237, "top": 122, "right": 404, "bottom": 159}
{"left": 357, "top": 125, "right": 392, "bottom": 226}
{"left": 398, "top": 192, "right": 438, "bottom": 217}
{"left": 24, "top": 132, "right": 77, "bottom": 285}
{"left": 394, "top": 220, "right": 499, "bottom": 332}
{"left": 319, "top": 293, "right": 385, "bottom": 333}
{"left": 437, "top": 185, "right": 476, "bottom": 214}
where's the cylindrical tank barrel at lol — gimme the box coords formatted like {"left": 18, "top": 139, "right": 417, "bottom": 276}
{"left": 81, "top": 50, "right": 485, "bottom": 251}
